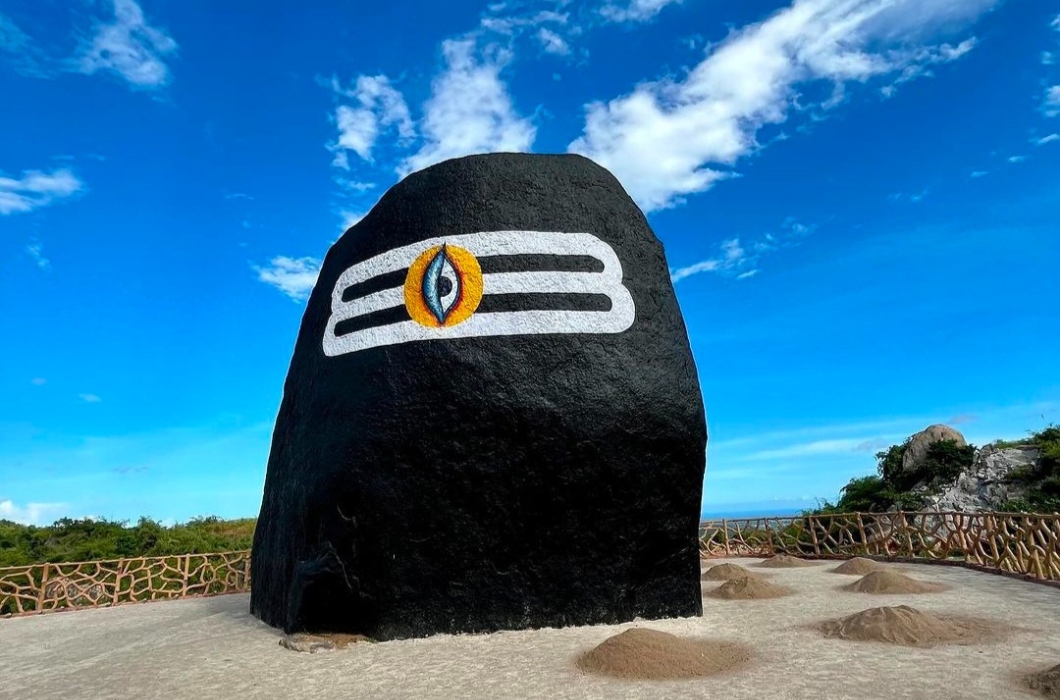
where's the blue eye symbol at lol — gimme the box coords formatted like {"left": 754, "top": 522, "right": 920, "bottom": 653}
{"left": 422, "top": 245, "right": 462, "bottom": 324}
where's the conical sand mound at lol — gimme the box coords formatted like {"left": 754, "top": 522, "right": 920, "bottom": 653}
{"left": 844, "top": 570, "right": 947, "bottom": 594}
{"left": 706, "top": 576, "right": 792, "bottom": 600}
{"left": 753, "top": 554, "right": 819, "bottom": 568}
{"left": 702, "top": 563, "right": 760, "bottom": 581}
{"left": 575, "top": 628, "right": 753, "bottom": 680}
{"left": 1025, "top": 663, "right": 1060, "bottom": 698}
{"left": 819, "top": 606, "right": 1005, "bottom": 647}
{"left": 831, "top": 557, "right": 887, "bottom": 575}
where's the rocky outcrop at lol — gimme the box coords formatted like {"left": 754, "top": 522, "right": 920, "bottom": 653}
{"left": 902, "top": 424, "right": 967, "bottom": 475}
{"left": 919, "top": 444, "right": 1039, "bottom": 512}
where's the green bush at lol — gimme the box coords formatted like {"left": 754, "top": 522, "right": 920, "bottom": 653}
{"left": 1004, "top": 465, "right": 1040, "bottom": 485}
{"left": 998, "top": 495, "right": 1060, "bottom": 514}
{"left": 0, "top": 516, "right": 256, "bottom": 567}
{"left": 875, "top": 441, "right": 909, "bottom": 484}
{"left": 999, "top": 425, "right": 1060, "bottom": 512}
{"left": 1032, "top": 425, "right": 1060, "bottom": 473}
{"left": 835, "top": 476, "right": 892, "bottom": 513}
{"left": 884, "top": 439, "right": 976, "bottom": 492}
{"left": 921, "top": 440, "right": 976, "bottom": 484}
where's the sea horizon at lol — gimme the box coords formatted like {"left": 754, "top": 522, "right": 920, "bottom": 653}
{"left": 700, "top": 506, "right": 807, "bottom": 521}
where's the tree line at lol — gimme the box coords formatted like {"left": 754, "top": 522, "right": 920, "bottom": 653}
{"left": 0, "top": 516, "right": 256, "bottom": 567}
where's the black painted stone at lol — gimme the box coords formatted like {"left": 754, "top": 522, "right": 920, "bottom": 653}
{"left": 250, "top": 153, "right": 707, "bottom": 640}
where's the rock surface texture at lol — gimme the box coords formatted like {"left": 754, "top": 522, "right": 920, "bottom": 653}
{"left": 250, "top": 153, "right": 707, "bottom": 641}
{"left": 920, "top": 444, "right": 1039, "bottom": 512}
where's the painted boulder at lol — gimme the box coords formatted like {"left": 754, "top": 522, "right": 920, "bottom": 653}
{"left": 250, "top": 152, "right": 707, "bottom": 641}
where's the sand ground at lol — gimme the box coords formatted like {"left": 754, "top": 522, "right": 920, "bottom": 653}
{"left": 2, "top": 557, "right": 1058, "bottom": 700}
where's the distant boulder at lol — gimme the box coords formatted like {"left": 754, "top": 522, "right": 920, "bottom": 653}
{"left": 901, "top": 424, "right": 967, "bottom": 475}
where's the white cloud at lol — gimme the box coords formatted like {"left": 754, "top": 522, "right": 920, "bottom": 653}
{"left": 25, "top": 240, "right": 50, "bottom": 269}
{"left": 671, "top": 238, "right": 751, "bottom": 282}
{"left": 569, "top": 0, "right": 996, "bottom": 212}
{"left": 76, "top": 0, "right": 178, "bottom": 89}
{"left": 339, "top": 209, "right": 365, "bottom": 232}
{"left": 746, "top": 438, "right": 872, "bottom": 461}
{"left": 329, "top": 75, "right": 414, "bottom": 165}
{"left": 334, "top": 177, "right": 375, "bottom": 192}
{"left": 0, "top": 13, "right": 30, "bottom": 51}
{"left": 254, "top": 256, "right": 322, "bottom": 301}
{"left": 671, "top": 218, "right": 814, "bottom": 283}
{"left": 324, "top": 9, "right": 562, "bottom": 183}
{"left": 1007, "top": 155, "right": 1026, "bottom": 163}
{"left": 888, "top": 188, "right": 929, "bottom": 203}
{"left": 970, "top": 170, "right": 988, "bottom": 177}
{"left": 537, "top": 27, "right": 570, "bottom": 55}
{"left": 225, "top": 192, "right": 253, "bottom": 200}
{"left": 480, "top": 9, "right": 569, "bottom": 35}
{"left": 31, "top": 377, "right": 47, "bottom": 386}
{"left": 1036, "top": 133, "right": 1060, "bottom": 146}
{"left": 79, "top": 394, "right": 102, "bottom": 403}
{"left": 0, "top": 499, "right": 68, "bottom": 526}
{"left": 1044, "top": 52, "right": 1056, "bottom": 66}
{"left": 0, "top": 168, "right": 84, "bottom": 215}
{"left": 1052, "top": 14, "right": 1060, "bottom": 31}
{"left": 0, "top": 12, "right": 49, "bottom": 77}
{"left": 600, "top": 0, "right": 683, "bottom": 23}
{"left": 1044, "top": 85, "right": 1060, "bottom": 118}
{"left": 399, "top": 39, "right": 536, "bottom": 176}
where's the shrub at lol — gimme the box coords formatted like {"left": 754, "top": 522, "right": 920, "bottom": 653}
{"left": 835, "top": 476, "right": 892, "bottom": 513}
{"left": 876, "top": 441, "right": 909, "bottom": 484}
{"left": 919, "top": 440, "right": 976, "bottom": 484}
{"left": 0, "top": 517, "right": 256, "bottom": 567}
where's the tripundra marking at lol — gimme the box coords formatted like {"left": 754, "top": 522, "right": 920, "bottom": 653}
{"left": 322, "top": 230, "right": 636, "bottom": 356}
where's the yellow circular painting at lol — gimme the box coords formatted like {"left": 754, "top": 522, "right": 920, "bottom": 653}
{"left": 403, "top": 244, "right": 483, "bottom": 327}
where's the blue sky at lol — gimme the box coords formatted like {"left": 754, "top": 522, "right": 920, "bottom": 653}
{"left": 2, "top": 0, "right": 1058, "bottom": 526}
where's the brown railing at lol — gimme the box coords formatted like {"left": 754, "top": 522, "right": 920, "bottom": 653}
{"left": 700, "top": 511, "right": 1060, "bottom": 583}
{"left": 0, "top": 551, "right": 250, "bottom": 616}
{"left": 4, "top": 511, "right": 1059, "bottom": 616}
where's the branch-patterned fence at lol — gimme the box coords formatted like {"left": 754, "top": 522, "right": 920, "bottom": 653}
{"left": 0, "top": 551, "right": 250, "bottom": 616}
{"left": 700, "top": 511, "right": 1060, "bottom": 583}
{"left": 4, "top": 511, "right": 1059, "bottom": 616}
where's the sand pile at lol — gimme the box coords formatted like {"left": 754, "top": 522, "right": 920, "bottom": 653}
{"left": 1025, "top": 663, "right": 1060, "bottom": 698}
{"left": 844, "top": 570, "right": 947, "bottom": 594}
{"left": 702, "top": 563, "right": 761, "bottom": 581}
{"left": 753, "top": 554, "right": 819, "bottom": 568}
{"left": 818, "top": 606, "right": 999, "bottom": 647}
{"left": 575, "top": 628, "right": 752, "bottom": 680}
{"left": 831, "top": 557, "right": 886, "bottom": 575}
{"left": 706, "top": 576, "right": 792, "bottom": 600}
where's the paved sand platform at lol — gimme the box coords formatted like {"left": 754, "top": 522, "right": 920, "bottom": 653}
{"left": 2, "top": 557, "right": 1059, "bottom": 700}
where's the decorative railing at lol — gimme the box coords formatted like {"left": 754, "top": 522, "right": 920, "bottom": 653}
{"left": 4, "top": 512, "right": 1059, "bottom": 616}
{"left": 0, "top": 551, "right": 250, "bottom": 616}
{"left": 699, "top": 511, "right": 1060, "bottom": 583}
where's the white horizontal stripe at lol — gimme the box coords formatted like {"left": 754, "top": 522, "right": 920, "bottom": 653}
{"left": 483, "top": 271, "right": 616, "bottom": 296}
{"left": 333, "top": 271, "right": 619, "bottom": 324}
{"left": 334, "top": 230, "right": 621, "bottom": 294}
{"left": 322, "top": 231, "right": 636, "bottom": 356}
{"left": 324, "top": 307, "right": 635, "bottom": 356}
{"left": 329, "top": 287, "right": 406, "bottom": 323}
